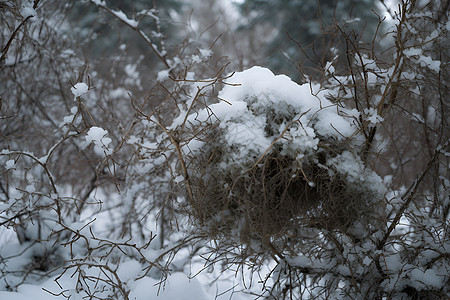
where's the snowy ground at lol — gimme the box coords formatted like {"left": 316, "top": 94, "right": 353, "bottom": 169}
{"left": 0, "top": 273, "right": 208, "bottom": 300}
{"left": 0, "top": 225, "right": 254, "bottom": 300}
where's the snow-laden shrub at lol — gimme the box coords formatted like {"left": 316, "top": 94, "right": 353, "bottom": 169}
{"left": 173, "top": 67, "right": 386, "bottom": 250}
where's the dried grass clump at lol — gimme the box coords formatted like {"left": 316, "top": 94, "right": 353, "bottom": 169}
{"left": 176, "top": 67, "right": 384, "bottom": 251}
{"left": 188, "top": 136, "right": 382, "bottom": 248}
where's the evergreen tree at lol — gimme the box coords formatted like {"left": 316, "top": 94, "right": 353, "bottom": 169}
{"left": 237, "top": 0, "right": 380, "bottom": 77}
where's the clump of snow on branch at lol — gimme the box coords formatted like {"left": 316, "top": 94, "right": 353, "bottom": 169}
{"left": 20, "top": 1, "right": 37, "bottom": 18}
{"left": 70, "top": 82, "right": 89, "bottom": 98}
{"left": 84, "top": 126, "right": 113, "bottom": 155}
{"left": 5, "top": 159, "right": 15, "bottom": 170}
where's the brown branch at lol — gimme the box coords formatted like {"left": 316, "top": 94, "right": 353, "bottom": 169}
{"left": 1, "top": 15, "right": 34, "bottom": 63}
{"left": 377, "top": 149, "right": 440, "bottom": 250}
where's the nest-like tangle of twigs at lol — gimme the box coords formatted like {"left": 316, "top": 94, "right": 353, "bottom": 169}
{"left": 187, "top": 136, "right": 382, "bottom": 250}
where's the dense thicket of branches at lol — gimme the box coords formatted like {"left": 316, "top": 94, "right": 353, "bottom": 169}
{"left": 1, "top": 0, "right": 448, "bottom": 299}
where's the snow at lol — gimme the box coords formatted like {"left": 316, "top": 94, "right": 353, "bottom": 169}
{"left": 85, "top": 126, "right": 112, "bottom": 155}
{"left": 86, "top": 127, "right": 109, "bottom": 144}
{"left": 404, "top": 48, "right": 441, "bottom": 72}
{"left": 217, "top": 67, "right": 357, "bottom": 139}
{"left": 364, "top": 107, "right": 384, "bottom": 126}
{"left": 0, "top": 271, "right": 210, "bottom": 300}
{"left": 426, "top": 105, "right": 437, "bottom": 125}
{"left": 91, "top": 0, "right": 106, "bottom": 7}
{"left": 325, "top": 61, "right": 335, "bottom": 74}
{"left": 124, "top": 64, "right": 142, "bottom": 87}
{"left": 362, "top": 256, "right": 372, "bottom": 266}
{"left": 5, "top": 159, "right": 15, "bottom": 170}
{"left": 409, "top": 268, "right": 446, "bottom": 290}
{"left": 59, "top": 106, "right": 78, "bottom": 127}
{"left": 191, "top": 49, "right": 213, "bottom": 63}
{"left": 404, "top": 48, "right": 422, "bottom": 57}
{"left": 0, "top": 291, "right": 35, "bottom": 300}
{"left": 60, "top": 49, "right": 75, "bottom": 58}
{"left": 24, "top": 184, "right": 35, "bottom": 193}
{"left": 130, "top": 273, "right": 209, "bottom": 300}
{"left": 173, "top": 175, "right": 184, "bottom": 183}
{"left": 175, "top": 66, "right": 360, "bottom": 161}
{"left": 157, "top": 69, "right": 170, "bottom": 82}
{"left": 199, "top": 48, "right": 213, "bottom": 58}
{"left": 70, "top": 82, "right": 89, "bottom": 98}
{"left": 111, "top": 10, "right": 138, "bottom": 28}
{"left": 21, "top": 3, "right": 36, "bottom": 18}
{"left": 116, "top": 260, "right": 142, "bottom": 282}
{"left": 418, "top": 54, "right": 441, "bottom": 72}
{"left": 108, "top": 87, "right": 129, "bottom": 99}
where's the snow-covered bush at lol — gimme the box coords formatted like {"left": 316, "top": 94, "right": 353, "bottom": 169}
{"left": 176, "top": 67, "right": 385, "bottom": 251}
